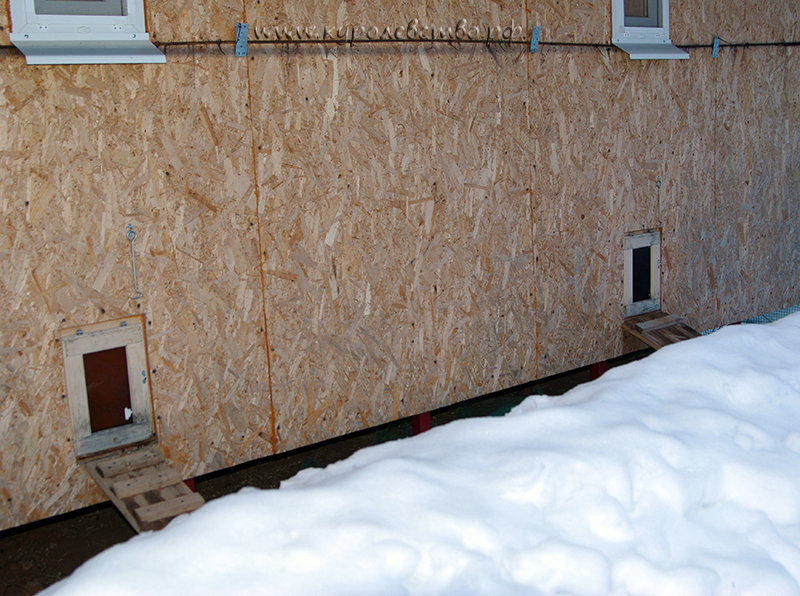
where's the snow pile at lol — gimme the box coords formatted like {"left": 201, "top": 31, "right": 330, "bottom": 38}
{"left": 45, "top": 314, "right": 800, "bottom": 596}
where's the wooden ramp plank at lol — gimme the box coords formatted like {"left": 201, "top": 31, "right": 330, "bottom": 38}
{"left": 112, "top": 468, "right": 183, "bottom": 499}
{"left": 135, "top": 493, "right": 205, "bottom": 524}
{"left": 623, "top": 310, "right": 701, "bottom": 350}
{"left": 635, "top": 314, "right": 684, "bottom": 333}
{"left": 84, "top": 445, "right": 204, "bottom": 533}
{"left": 96, "top": 448, "right": 165, "bottom": 478}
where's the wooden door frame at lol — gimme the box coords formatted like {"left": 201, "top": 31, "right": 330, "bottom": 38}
{"left": 58, "top": 315, "right": 156, "bottom": 459}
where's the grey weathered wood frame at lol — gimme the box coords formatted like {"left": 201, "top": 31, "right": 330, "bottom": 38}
{"left": 58, "top": 315, "right": 156, "bottom": 458}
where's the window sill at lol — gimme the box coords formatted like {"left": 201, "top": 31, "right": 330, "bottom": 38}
{"left": 613, "top": 40, "right": 689, "bottom": 60}
{"left": 9, "top": 36, "right": 165, "bottom": 64}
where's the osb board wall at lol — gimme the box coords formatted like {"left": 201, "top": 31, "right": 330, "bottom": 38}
{"left": 0, "top": 50, "right": 269, "bottom": 527}
{"left": 146, "top": 0, "right": 242, "bottom": 43}
{"left": 251, "top": 42, "right": 536, "bottom": 452}
{"left": 529, "top": 46, "right": 716, "bottom": 374}
{"left": 528, "top": 0, "right": 609, "bottom": 43}
{"left": 1, "top": 0, "right": 799, "bottom": 529}
{"left": 712, "top": 47, "right": 800, "bottom": 325}
{"left": 0, "top": 3, "right": 8, "bottom": 46}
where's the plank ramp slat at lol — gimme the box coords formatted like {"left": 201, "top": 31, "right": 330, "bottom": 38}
{"left": 135, "top": 493, "right": 205, "bottom": 524}
{"left": 623, "top": 310, "right": 701, "bottom": 350}
{"left": 96, "top": 448, "right": 165, "bottom": 478}
{"left": 635, "top": 314, "right": 684, "bottom": 333}
{"left": 84, "top": 445, "right": 204, "bottom": 533}
{"left": 112, "top": 468, "right": 182, "bottom": 499}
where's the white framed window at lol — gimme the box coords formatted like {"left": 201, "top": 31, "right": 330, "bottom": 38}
{"left": 624, "top": 230, "right": 661, "bottom": 317}
{"left": 58, "top": 315, "right": 156, "bottom": 459}
{"left": 611, "top": 0, "right": 688, "bottom": 60}
{"left": 8, "top": 0, "right": 165, "bottom": 64}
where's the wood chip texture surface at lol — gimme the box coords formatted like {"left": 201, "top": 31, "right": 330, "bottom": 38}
{"left": 1, "top": 0, "right": 798, "bottom": 528}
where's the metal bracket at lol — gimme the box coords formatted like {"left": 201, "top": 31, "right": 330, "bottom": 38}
{"left": 529, "top": 26, "right": 541, "bottom": 53}
{"left": 712, "top": 36, "right": 720, "bottom": 58}
{"left": 235, "top": 23, "right": 248, "bottom": 57}
{"left": 126, "top": 224, "right": 143, "bottom": 301}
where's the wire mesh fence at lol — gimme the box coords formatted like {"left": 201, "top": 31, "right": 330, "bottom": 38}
{"left": 701, "top": 304, "right": 800, "bottom": 335}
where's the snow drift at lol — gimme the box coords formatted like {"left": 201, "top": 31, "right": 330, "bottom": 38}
{"left": 44, "top": 313, "right": 800, "bottom": 595}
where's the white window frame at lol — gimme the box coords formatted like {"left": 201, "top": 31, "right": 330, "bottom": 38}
{"left": 611, "top": 0, "right": 689, "bottom": 60}
{"left": 8, "top": 0, "right": 165, "bottom": 64}
{"left": 624, "top": 230, "right": 661, "bottom": 317}
{"left": 58, "top": 315, "right": 156, "bottom": 459}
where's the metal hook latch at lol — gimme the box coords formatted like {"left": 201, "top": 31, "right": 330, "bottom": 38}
{"left": 126, "top": 224, "right": 143, "bottom": 301}
{"left": 656, "top": 176, "right": 663, "bottom": 228}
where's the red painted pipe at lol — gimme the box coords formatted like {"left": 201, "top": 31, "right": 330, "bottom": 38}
{"left": 590, "top": 361, "right": 608, "bottom": 380}
{"left": 412, "top": 412, "right": 431, "bottom": 435}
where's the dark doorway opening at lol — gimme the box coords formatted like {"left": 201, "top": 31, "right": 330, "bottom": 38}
{"left": 83, "top": 347, "right": 132, "bottom": 433}
{"left": 632, "top": 245, "right": 651, "bottom": 303}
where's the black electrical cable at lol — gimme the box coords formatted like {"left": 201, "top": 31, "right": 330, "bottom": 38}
{"left": 154, "top": 38, "right": 800, "bottom": 49}
{"left": 678, "top": 40, "right": 800, "bottom": 49}
{"left": 151, "top": 37, "right": 799, "bottom": 50}
{"left": 2, "top": 37, "right": 799, "bottom": 52}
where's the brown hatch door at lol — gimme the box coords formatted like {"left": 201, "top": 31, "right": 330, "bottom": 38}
{"left": 83, "top": 346, "right": 133, "bottom": 433}
{"left": 59, "top": 315, "right": 155, "bottom": 458}
{"left": 60, "top": 316, "right": 205, "bottom": 532}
